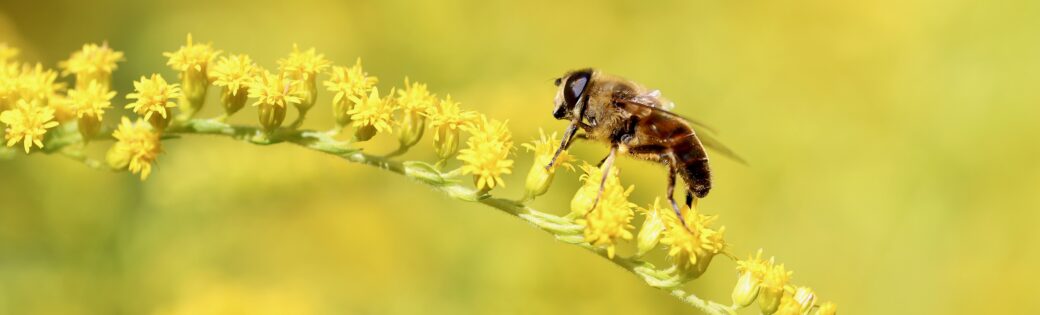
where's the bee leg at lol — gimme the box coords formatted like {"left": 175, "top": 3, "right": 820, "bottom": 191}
{"left": 588, "top": 145, "right": 619, "bottom": 213}
{"left": 547, "top": 122, "right": 580, "bottom": 170}
{"left": 685, "top": 192, "right": 694, "bottom": 208}
{"left": 666, "top": 156, "right": 690, "bottom": 229}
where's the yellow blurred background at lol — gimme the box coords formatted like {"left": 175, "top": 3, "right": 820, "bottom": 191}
{"left": 2, "top": 0, "right": 1040, "bottom": 314}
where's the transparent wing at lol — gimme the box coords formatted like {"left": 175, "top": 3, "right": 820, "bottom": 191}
{"left": 621, "top": 94, "right": 746, "bottom": 164}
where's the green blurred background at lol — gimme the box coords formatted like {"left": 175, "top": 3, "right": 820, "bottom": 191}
{"left": 2, "top": 0, "right": 1040, "bottom": 314}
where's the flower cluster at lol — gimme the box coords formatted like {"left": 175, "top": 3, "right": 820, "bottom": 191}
{"left": 164, "top": 34, "right": 220, "bottom": 117}
{"left": 324, "top": 58, "right": 377, "bottom": 128}
{"left": 458, "top": 115, "right": 514, "bottom": 191}
{"left": 521, "top": 129, "right": 574, "bottom": 199}
{"left": 1, "top": 38, "right": 838, "bottom": 315}
{"left": 732, "top": 249, "right": 838, "bottom": 315}
{"left": 571, "top": 162, "right": 636, "bottom": 258}
{"left": 59, "top": 42, "right": 124, "bottom": 89}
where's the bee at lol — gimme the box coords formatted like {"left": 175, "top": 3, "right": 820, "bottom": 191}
{"left": 546, "top": 68, "right": 744, "bottom": 224}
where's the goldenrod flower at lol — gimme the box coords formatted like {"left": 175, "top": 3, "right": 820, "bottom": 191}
{"left": 774, "top": 294, "right": 803, "bottom": 315}
{"left": 458, "top": 115, "right": 514, "bottom": 191}
{"left": 521, "top": 129, "right": 574, "bottom": 199}
{"left": 277, "top": 44, "right": 331, "bottom": 81}
{"left": 816, "top": 302, "right": 838, "bottom": 315}
{"left": 324, "top": 58, "right": 377, "bottom": 128}
{"left": 106, "top": 117, "right": 161, "bottom": 180}
{"left": 792, "top": 286, "right": 816, "bottom": 312}
{"left": 571, "top": 162, "right": 636, "bottom": 258}
{"left": 0, "top": 43, "right": 18, "bottom": 63}
{"left": 211, "top": 54, "right": 259, "bottom": 116}
{"left": 659, "top": 201, "right": 727, "bottom": 278}
{"left": 278, "top": 44, "right": 331, "bottom": 116}
{"left": 427, "top": 95, "right": 478, "bottom": 159}
{"left": 635, "top": 197, "right": 667, "bottom": 257}
{"left": 0, "top": 62, "right": 20, "bottom": 110}
{"left": 164, "top": 34, "right": 220, "bottom": 118}
{"left": 68, "top": 81, "right": 116, "bottom": 140}
{"left": 732, "top": 249, "right": 771, "bottom": 306}
{"left": 126, "top": 74, "right": 181, "bottom": 131}
{"left": 248, "top": 70, "right": 302, "bottom": 133}
{"left": 16, "top": 63, "right": 63, "bottom": 104}
{"left": 759, "top": 263, "right": 793, "bottom": 315}
{"left": 59, "top": 42, "right": 124, "bottom": 89}
{"left": 395, "top": 78, "right": 435, "bottom": 147}
{"left": 347, "top": 87, "right": 396, "bottom": 141}
{"left": 0, "top": 99, "right": 59, "bottom": 153}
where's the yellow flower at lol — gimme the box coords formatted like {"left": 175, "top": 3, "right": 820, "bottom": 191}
{"left": 396, "top": 78, "right": 436, "bottom": 146}
{"left": 125, "top": 74, "right": 181, "bottom": 130}
{"left": 0, "top": 42, "right": 19, "bottom": 63}
{"left": 249, "top": 70, "right": 303, "bottom": 109}
{"left": 458, "top": 115, "right": 514, "bottom": 191}
{"left": 249, "top": 71, "right": 302, "bottom": 132}
{"left": 212, "top": 54, "right": 258, "bottom": 116}
{"left": 107, "top": 117, "right": 161, "bottom": 180}
{"left": 163, "top": 33, "right": 221, "bottom": 73}
{"left": 277, "top": 44, "right": 331, "bottom": 81}
{"left": 635, "top": 197, "right": 667, "bottom": 257}
{"left": 68, "top": 81, "right": 116, "bottom": 140}
{"left": 324, "top": 58, "right": 377, "bottom": 106}
{"left": 165, "top": 34, "right": 220, "bottom": 118}
{"left": 69, "top": 81, "right": 115, "bottom": 121}
{"left": 774, "top": 294, "right": 803, "bottom": 315}
{"left": 0, "top": 99, "right": 59, "bottom": 153}
{"left": 816, "top": 302, "right": 838, "bottom": 315}
{"left": 16, "top": 63, "right": 63, "bottom": 104}
{"left": 659, "top": 200, "right": 727, "bottom": 278}
{"left": 212, "top": 54, "right": 258, "bottom": 96}
{"left": 572, "top": 162, "right": 636, "bottom": 258}
{"left": 521, "top": 129, "right": 574, "bottom": 199}
{"left": 792, "top": 286, "right": 816, "bottom": 312}
{"left": 59, "top": 42, "right": 124, "bottom": 89}
{"left": 347, "top": 87, "right": 396, "bottom": 134}
{"left": 324, "top": 58, "right": 378, "bottom": 128}
{"left": 427, "top": 94, "right": 478, "bottom": 159}
{"left": 759, "top": 263, "right": 793, "bottom": 315}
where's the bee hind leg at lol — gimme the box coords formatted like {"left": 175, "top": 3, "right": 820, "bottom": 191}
{"left": 665, "top": 156, "right": 690, "bottom": 230}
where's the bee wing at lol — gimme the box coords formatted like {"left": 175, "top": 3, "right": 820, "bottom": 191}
{"left": 620, "top": 96, "right": 747, "bottom": 165}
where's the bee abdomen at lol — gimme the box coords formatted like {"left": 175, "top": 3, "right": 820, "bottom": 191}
{"left": 674, "top": 136, "right": 712, "bottom": 198}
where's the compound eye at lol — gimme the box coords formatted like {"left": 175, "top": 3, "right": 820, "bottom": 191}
{"left": 563, "top": 72, "right": 590, "bottom": 107}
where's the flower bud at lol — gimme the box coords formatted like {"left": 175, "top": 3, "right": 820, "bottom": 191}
{"left": 398, "top": 110, "right": 426, "bottom": 147}
{"left": 221, "top": 87, "right": 248, "bottom": 117}
{"left": 570, "top": 184, "right": 596, "bottom": 217}
{"left": 635, "top": 200, "right": 665, "bottom": 257}
{"left": 732, "top": 271, "right": 761, "bottom": 307}
{"left": 148, "top": 113, "right": 171, "bottom": 132}
{"left": 179, "top": 67, "right": 209, "bottom": 118}
{"left": 295, "top": 76, "right": 318, "bottom": 116}
{"left": 793, "top": 286, "right": 816, "bottom": 313}
{"left": 258, "top": 104, "right": 286, "bottom": 133}
{"left": 354, "top": 124, "right": 377, "bottom": 142}
{"left": 332, "top": 95, "right": 354, "bottom": 129}
{"left": 815, "top": 302, "right": 837, "bottom": 315}
{"left": 77, "top": 115, "right": 102, "bottom": 142}
{"left": 106, "top": 143, "right": 130, "bottom": 170}
{"left": 759, "top": 286, "right": 784, "bottom": 315}
{"left": 775, "top": 295, "right": 803, "bottom": 315}
{"left": 434, "top": 127, "right": 460, "bottom": 159}
{"left": 524, "top": 155, "right": 556, "bottom": 199}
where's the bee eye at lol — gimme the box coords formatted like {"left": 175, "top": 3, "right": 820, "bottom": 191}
{"left": 563, "top": 72, "right": 590, "bottom": 107}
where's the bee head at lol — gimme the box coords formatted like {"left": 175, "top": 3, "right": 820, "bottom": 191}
{"left": 553, "top": 68, "right": 593, "bottom": 120}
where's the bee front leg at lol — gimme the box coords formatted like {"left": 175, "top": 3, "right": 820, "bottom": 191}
{"left": 588, "top": 144, "right": 619, "bottom": 213}
{"left": 546, "top": 122, "right": 579, "bottom": 170}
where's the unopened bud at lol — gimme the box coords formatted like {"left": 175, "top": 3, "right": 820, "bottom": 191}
{"left": 759, "top": 286, "right": 784, "bottom": 315}
{"left": 354, "top": 124, "right": 377, "bottom": 142}
{"left": 398, "top": 110, "right": 426, "bottom": 147}
{"left": 258, "top": 104, "right": 286, "bottom": 133}
{"left": 793, "top": 286, "right": 816, "bottom": 313}
{"left": 815, "top": 302, "right": 837, "bottom": 315}
{"left": 732, "top": 271, "right": 761, "bottom": 307}
{"left": 434, "top": 127, "right": 460, "bottom": 159}
{"left": 179, "top": 67, "right": 209, "bottom": 118}
{"left": 77, "top": 115, "right": 102, "bottom": 142}
{"left": 221, "top": 87, "right": 248, "bottom": 117}
{"left": 635, "top": 200, "right": 665, "bottom": 257}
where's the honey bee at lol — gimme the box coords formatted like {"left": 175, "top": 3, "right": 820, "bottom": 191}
{"left": 546, "top": 68, "right": 744, "bottom": 223}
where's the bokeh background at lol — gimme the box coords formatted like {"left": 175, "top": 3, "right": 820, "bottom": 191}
{"left": 2, "top": 0, "right": 1040, "bottom": 314}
